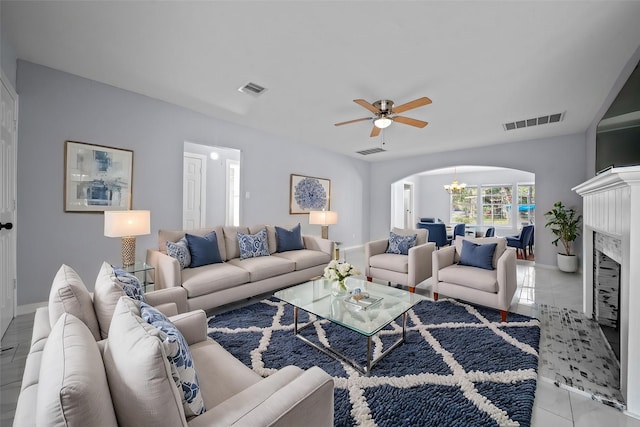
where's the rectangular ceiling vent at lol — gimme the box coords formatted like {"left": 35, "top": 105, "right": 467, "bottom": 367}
{"left": 503, "top": 112, "right": 565, "bottom": 131}
{"left": 357, "top": 147, "right": 386, "bottom": 156}
{"left": 238, "top": 82, "right": 267, "bottom": 96}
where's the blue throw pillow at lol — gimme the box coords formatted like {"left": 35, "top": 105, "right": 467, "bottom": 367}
{"left": 166, "top": 237, "right": 191, "bottom": 269}
{"left": 112, "top": 267, "right": 146, "bottom": 302}
{"left": 185, "top": 231, "right": 223, "bottom": 268}
{"left": 275, "top": 223, "right": 304, "bottom": 252}
{"left": 139, "top": 302, "right": 206, "bottom": 417}
{"left": 238, "top": 228, "right": 270, "bottom": 259}
{"left": 458, "top": 240, "right": 497, "bottom": 270}
{"left": 386, "top": 231, "right": 417, "bottom": 255}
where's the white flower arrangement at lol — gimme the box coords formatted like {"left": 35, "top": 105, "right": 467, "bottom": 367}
{"left": 323, "top": 260, "right": 361, "bottom": 290}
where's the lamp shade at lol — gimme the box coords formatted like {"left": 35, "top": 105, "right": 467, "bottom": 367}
{"left": 104, "top": 210, "right": 150, "bottom": 237}
{"left": 308, "top": 210, "right": 338, "bottom": 226}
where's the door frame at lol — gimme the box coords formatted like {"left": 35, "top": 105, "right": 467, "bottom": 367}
{"left": 183, "top": 152, "right": 207, "bottom": 229}
{"left": 1, "top": 70, "right": 18, "bottom": 338}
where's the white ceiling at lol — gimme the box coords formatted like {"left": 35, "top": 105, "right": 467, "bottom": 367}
{"left": 3, "top": 1, "right": 640, "bottom": 162}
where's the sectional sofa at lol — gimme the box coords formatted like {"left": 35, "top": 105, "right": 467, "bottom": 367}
{"left": 13, "top": 263, "right": 334, "bottom": 426}
{"left": 146, "top": 225, "right": 334, "bottom": 311}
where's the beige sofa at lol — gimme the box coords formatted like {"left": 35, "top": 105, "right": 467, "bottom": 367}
{"left": 425, "top": 236, "right": 517, "bottom": 322}
{"left": 13, "top": 266, "right": 334, "bottom": 426}
{"left": 147, "top": 225, "right": 334, "bottom": 311}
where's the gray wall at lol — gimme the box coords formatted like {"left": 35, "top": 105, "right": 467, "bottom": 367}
{"left": 16, "top": 60, "right": 370, "bottom": 306}
{"left": 1, "top": 17, "right": 17, "bottom": 87}
{"left": 370, "top": 134, "right": 587, "bottom": 267}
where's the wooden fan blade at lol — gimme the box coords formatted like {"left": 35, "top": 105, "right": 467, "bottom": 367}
{"left": 370, "top": 125, "right": 381, "bottom": 137}
{"left": 334, "top": 117, "right": 372, "bottom": 126}
{"left": 392, "top": 97, "right": 432, "bottom": 114}
{"left": 354, "top": 99, "right": 380, "bottom": 114}
{"left": 392, "top": 116, "right": 429, "bottom": 128}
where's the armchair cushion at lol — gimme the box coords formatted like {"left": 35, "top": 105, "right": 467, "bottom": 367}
{"left": 458, "top": 240, "right": 497, "bottom": 271}
{"left": 37, "top": 313, "right": 117, "bottom": 427}
{"left": 369, "top": 253, "right": 409, "bottom": 274}
{"left": 140, "top": 302, "right": 205, "bottom": 417}
{"left": 48, "top": 264, "right": 101, "bottom": 341}
{"left": 438, "top": 264, "right": 499, "bottom": 293}
{"left": 386, "top": 231, "right": 417, "bottom": 255}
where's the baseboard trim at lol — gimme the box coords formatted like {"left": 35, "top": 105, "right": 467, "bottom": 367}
{"left": 16, "top": 301, "right": 47, "bottom": 316}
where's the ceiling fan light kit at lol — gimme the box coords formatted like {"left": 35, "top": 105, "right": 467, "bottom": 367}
{"left": 334, "top": 96, "right": 432, "bottom": 136}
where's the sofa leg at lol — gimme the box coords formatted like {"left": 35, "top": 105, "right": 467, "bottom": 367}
{"left": 500, "top": 310, "right": 508, "bottom": 322}
{"left": 366, "top": 276, "right": 372, "bottom": 282}
{"left": 408, "top": 286, "right": 415, "bottom": 293}
{"left": 433, "top": 292, "right": 438, "bottom": 301}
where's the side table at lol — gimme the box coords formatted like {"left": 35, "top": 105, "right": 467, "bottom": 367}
{"left": 119, "top": 261, "right": 155, "bottom": 293}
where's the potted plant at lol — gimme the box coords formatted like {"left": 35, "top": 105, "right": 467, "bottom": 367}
{"left": 544, "top": 201, "right": 582, "bottom": 272}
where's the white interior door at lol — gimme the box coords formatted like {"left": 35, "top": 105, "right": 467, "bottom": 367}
{"left": 1, "top": 73, "right": 17, "bottom": 338}
{"left": 403, "top": 183, "right": 413, "bottom": 229}
{"left": 183, "top": 153, "right": 206, "bottom": 229}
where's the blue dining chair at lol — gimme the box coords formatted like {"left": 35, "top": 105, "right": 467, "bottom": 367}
{"left": 417, "top": 222, "right": 449, "bottom": 248}
{"left": 485, "top": 227, "right": 495, "bottom": 237}
{"left": 506, "top": 225, "right": 535, "bottom": 258}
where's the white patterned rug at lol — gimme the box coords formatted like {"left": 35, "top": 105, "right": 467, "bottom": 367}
{"left": 208, "top": 297, "right": 541, "bottom": 426}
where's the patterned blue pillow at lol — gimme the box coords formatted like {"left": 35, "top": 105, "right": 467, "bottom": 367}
{"left": 166, "top": 237, "right": 191, "bottom": 269}
{"left": 238, "top": 228, "right": 270, "bottom": 260}
{"left": 112, "top": 267, "right": 146, "bottom": 302}
{"left": 385, "top": 231, "right": 417, "bottom": 255}
{"left": 139, "top": 302, "right": 206, "bottom": 417}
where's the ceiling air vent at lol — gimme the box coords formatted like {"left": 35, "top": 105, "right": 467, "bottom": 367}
{"left": 238, "top": 82, "right": 267, "bottom": 97}
{"left": 357, "top": 147, "right": 386, "bottom": 156}
{"left": 503, "top": 112, "right": 565, "bottom": 131}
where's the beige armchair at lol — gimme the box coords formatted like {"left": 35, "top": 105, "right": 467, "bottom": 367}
{"left": 365, "top": 227, "right": 435, "bottom": 292}
{"left": 429, "top": 236, "right": 517, "bottom": 322}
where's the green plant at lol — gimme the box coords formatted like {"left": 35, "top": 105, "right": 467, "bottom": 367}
{"left": 544, "top": 201, "right": 582, "bottom": 256}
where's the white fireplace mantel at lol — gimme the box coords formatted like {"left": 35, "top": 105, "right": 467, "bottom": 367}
{"left": 573, "top": 165, "right": 640, "bottom": 417}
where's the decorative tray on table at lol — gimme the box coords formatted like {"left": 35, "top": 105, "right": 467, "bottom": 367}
{"left": 343, "top": 292, "right": 383, "bottom": 310}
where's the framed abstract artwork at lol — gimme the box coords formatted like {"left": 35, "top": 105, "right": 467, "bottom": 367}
{"left": 289, "top": 174, "right": 331, "bottom": 214}
{"left": 64, "top": 140, "right": 133, "bottom": 212}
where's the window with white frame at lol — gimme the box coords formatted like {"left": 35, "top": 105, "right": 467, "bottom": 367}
{"left": 450, "top": 186, "right": 478, "bottom": 224}
{"left": 481, "top": 185, "right": 512, "bottom": 226}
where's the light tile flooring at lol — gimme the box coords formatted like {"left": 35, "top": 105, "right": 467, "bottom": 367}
{"left": 2, "top": 253, "right": 640, "bottom": 426}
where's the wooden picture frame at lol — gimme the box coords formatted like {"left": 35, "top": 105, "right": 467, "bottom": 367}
{"left": 64, "top": 140, "right": 133, "bottom": 212}
{"left": 289, "top": 174, "right": 331, "bottom": 214}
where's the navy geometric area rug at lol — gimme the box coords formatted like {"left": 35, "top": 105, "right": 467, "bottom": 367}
{"left": 208, "top": 297, "right": 540, "bottom": 427}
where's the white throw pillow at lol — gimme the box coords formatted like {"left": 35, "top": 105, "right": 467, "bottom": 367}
{"left": 48, "top": 264, "right": 101, "bottom": 341}
{"left": 104, "top": 297, "right": 188, "bottom": 427}
{"left": 37, "top": 313, "right": 117, "bottom": 427}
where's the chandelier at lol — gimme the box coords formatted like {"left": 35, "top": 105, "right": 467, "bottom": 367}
{"left": 444, "top": 168, "right": 467, "bottom": 194}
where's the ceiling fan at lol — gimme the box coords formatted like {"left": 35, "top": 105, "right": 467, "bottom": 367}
{"left": 334, "top": 97, "right": 432, "bottom": 137}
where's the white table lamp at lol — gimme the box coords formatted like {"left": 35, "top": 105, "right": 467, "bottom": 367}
{"left": 104, "top": 210, "right": 150, "bottom": 266}
{"left": 309, "top": 210, "right": 338, "bottom": 239}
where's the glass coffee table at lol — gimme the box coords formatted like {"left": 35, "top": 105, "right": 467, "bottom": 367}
{"left": 274, "top": 277, "right": 425, "bottom": 375}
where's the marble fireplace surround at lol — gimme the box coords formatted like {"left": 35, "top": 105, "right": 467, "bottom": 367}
{"left": 574, "top": 165, "right": 640, "bottom": 417}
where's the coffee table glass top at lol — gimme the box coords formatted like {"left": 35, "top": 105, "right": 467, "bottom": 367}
{"left": 274, "top": 277, "right": 425, "bottom": 336}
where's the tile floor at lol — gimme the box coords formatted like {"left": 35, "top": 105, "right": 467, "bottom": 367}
{"left": 2, "top": 252, "right": 640, "bottom": 426}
